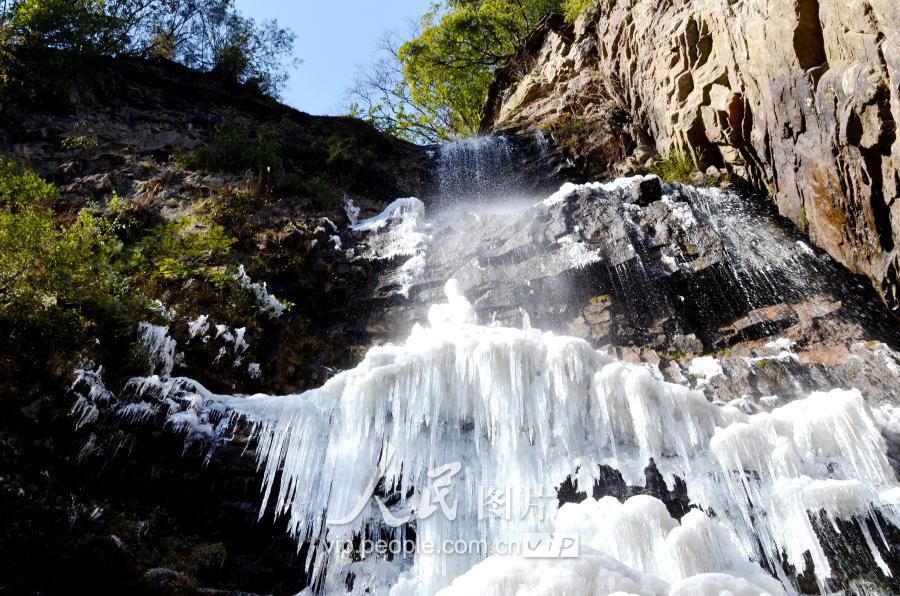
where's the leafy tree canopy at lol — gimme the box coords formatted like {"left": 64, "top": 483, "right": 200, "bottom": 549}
{"left": 0, "top": 0, "right": 297, "bottom": 96}
{"left": 348, "top": 0, "right": 592, "bottom": 143}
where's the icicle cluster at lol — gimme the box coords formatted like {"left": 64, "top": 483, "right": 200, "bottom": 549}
{"left": 137, "top": 321, "right": 177, "bottom": 376}
{"left": 80, "top": 178, "right": 900, "bottom": 594}
{"left": 352, "top": 197, "right": 431, "bottom": 296}
{"left": 178, "top": 279, "right": 898, "bottom": 594}
{"left": 233, "top": 264, "right": 289, "bottom": 318}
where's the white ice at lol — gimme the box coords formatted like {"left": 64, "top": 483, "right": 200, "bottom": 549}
{"left": 92, "top": 178, "right": 900, "bottom": 595}
{"left": 113, "top": 281, "right": 900, "bottom": 594}
{"left": 233, "top": 264, "right": 288, "bottom": 318}
{"left": 688, "top": 356, "right": 724, "bottom": 387}
{"left": 137, "top": 322, "right": 177, "bottom": 376}
{"left": 352, "top": 197, "right": 432, "bottom": 296}
{"left": 540, "top": 175, "right": 659, "bottom": 207}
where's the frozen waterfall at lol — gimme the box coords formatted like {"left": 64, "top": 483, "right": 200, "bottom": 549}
{"left": 86, "top": 281, "right": 900, "bottom": 594}
{"left": 73, "top": 137, "right": 900, "bottom": 595}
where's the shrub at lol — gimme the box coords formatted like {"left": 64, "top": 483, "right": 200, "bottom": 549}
{"left": 198, "top": 186, "right": 264, "bottom": 231}
{"left": 178, "top": 115, "right": 282, "bottom": 179}
{"left": 551, "top": 113, "right": 587, "bottom": 152}
{"left": 563, "top": 0, "right": 594, "bottom": 22}
{"left": 0, "top": 160, "right": 124, "bottom": 328}
{"left": 0, "top": 0, "right": 297, "bottom": 97}
{"left": 0, "top": 157, "right": 57, "bottom": 211}
{"left": 127, "top": 218, "right": 234, "bottom": 290}
{"left": 61, "top": 120, "right": 99, "bottom": 153}
{"left": 650, "top": 150, "right": 697, "bottom": 184}
{"left": 6, "top": 0, "right": 121, "bottom": 54}
{"left": 350, "top": 0, "right": 598, "bottom": 141}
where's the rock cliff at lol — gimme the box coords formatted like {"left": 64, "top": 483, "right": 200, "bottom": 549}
{"left": 482, "top": 1, "right": 900, "bottom": 316}
{"left": 0, "top": 50, "right": 429, "bottom": 594}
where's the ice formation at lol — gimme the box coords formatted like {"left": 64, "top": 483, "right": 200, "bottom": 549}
{"left": 70, "top": 368, "right": 115, "bottom": 429}
{"left": 352, "top": 197, "right": 432, "bottom": 296}
{"left": 137, "top": 322, "right": 177, "bottom": 376}
{"left": 688, "top": 356, "right": 724, "bottom": 387}
{"left": 540, "top": 176, "right": 658, "bottom": 207}
{"left": 440, "top": 500, "right": 786, "bottom": 596}
{"left": 247, "top": 362, "right": 262, "bottom": 379}
{"left": 109, "top": 280, "right": 899, "bottom": 594}
{"left": 79, "top": 169, "right": 900, "bottom": 594}
{"left": 352, "top": 197, "right": 429, "bottom": 259}
{"left": 211, "top": 324, "right": 248, "bottom": 367}
{"left": 343, "top": 196, "right": 361, "bottom": 225}
{"left": 233, "top": 264, "right": 288, "bottom": 318}
{"left": 187, "top": 314, "right": 210, "bottom": 340}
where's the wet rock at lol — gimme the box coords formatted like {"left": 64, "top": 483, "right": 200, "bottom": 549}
{"left": 366, "top": 174, "right": 900, "bottom": 425}
{"left": 141, "top": 567, "right": 197, "bottom": 593}
{"left": 633, "top": 176, "right": 663, "bottom": 206}
{"left": 484, "top": 0, "right": 900, "bottom": 316}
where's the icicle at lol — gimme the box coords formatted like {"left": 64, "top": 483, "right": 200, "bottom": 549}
{"left": 122, "top": 280, "right": 898, "bottom": 593}
{"left": 233, "top": 265, "right": 288, "bottom": 318}
{"left": 99, "top": 175, "right": 900, "bottom": 594}
{"left": 137, "top": 322, "right": 176, "bottom": 376}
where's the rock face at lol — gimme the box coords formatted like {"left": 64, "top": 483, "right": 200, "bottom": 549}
{"left": 373, "top": 174, "right": 900, "bottom": 415}
{"left": 482, "top": 0, "right": 900, "bottom": 317}
{"left": 0, "top": 52, "right": 431, "bottom": 595}
{"left": 79, "top": 169, "right": 900, "bottom": 591}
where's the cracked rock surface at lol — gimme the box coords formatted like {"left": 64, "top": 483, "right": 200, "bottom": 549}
{"left": 483, "top": 0, "right": 900, "bottom": 316}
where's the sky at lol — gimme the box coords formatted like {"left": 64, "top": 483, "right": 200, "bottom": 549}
{"left": 235, "top": 1, "right": 431, "bottom": 116}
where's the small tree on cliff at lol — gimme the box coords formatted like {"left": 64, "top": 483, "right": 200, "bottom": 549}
{"left": 348, "top": 0, "right": 592, "bottom": 142}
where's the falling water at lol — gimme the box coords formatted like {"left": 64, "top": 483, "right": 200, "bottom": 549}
{"left": 434, "top": 136, "right": 517, "bottom": 203}
{"left": 73, "top": 138, "right": 900, "bottom": 596}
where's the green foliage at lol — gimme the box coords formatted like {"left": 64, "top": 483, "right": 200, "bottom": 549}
{"left": 563, "top": 0, "right": 593, "bottom": 22}
{"left": 178, "top": 115, "right": 342, "bottom": 209}
{"left": 61, "top": 120, "right": 99, "bottom": 153}
{"left": 0, "top": 160, "right": 124, "bottom": 328}
{"left": 127, "top": 218, "right": 234, "bottom": 290}
{"left": 204, "top": 10, "right": 297, "bottom": 96}
{"left": 5, "top": 0, "right": 121, "bottom": 54}
{"left": 0, "top": 159, "right": 286, "bottom": 389}
{"left": 657, "top": 349, "right": 687, "bottom": 361}
{"left": 351, "top": 0, "right": 565, "bottom": 142}
{"left": 198, "top": 186, "right": 264, "bottom": 232}
{"left": 799, "top": 206, "right": 808, "bottom": 232}
{"left": 551, "top": 113, "right": 587, "bottom": 152}
{"left": 0, "top": 15, "right": 16, "bottom": 86}
{"left": 650, "top": 150, "right": 697, "bottom": 184}
{"left": 0, "top": 0, "right": 297, "bottom": 97}
{"left": 0, "top": 157, "right": 57, "bottom": 211}
{"left": 178, "top": 115, "right": 281, "bottom": 179}
{"left": 351, "top": 0, "right": 597, "bottom": 141}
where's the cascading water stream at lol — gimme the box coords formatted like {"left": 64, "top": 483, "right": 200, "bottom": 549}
{"left": 433, "top": 136, "right": 518, "bottom": 204}
{"left": 72, "top": 136, "right": 900, "bottom": 595}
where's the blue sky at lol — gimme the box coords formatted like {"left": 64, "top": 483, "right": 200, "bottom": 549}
{"left": 235, "top": 1, "right": 431, "bottom": 115}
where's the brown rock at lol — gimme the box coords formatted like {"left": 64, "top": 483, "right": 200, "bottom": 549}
{"left": 484, "top": 0, "right": 900, "bottom": 316}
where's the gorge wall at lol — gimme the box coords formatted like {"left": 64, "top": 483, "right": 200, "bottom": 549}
{"left": 0, "top": 52, "right": 430, "bottom": 594}
{"left": 482, "top": 0, "right": 900, "bottom": 316}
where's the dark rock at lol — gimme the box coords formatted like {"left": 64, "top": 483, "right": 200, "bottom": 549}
{"left": 634, "top": 175, "right": 663, "bottom": 206}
